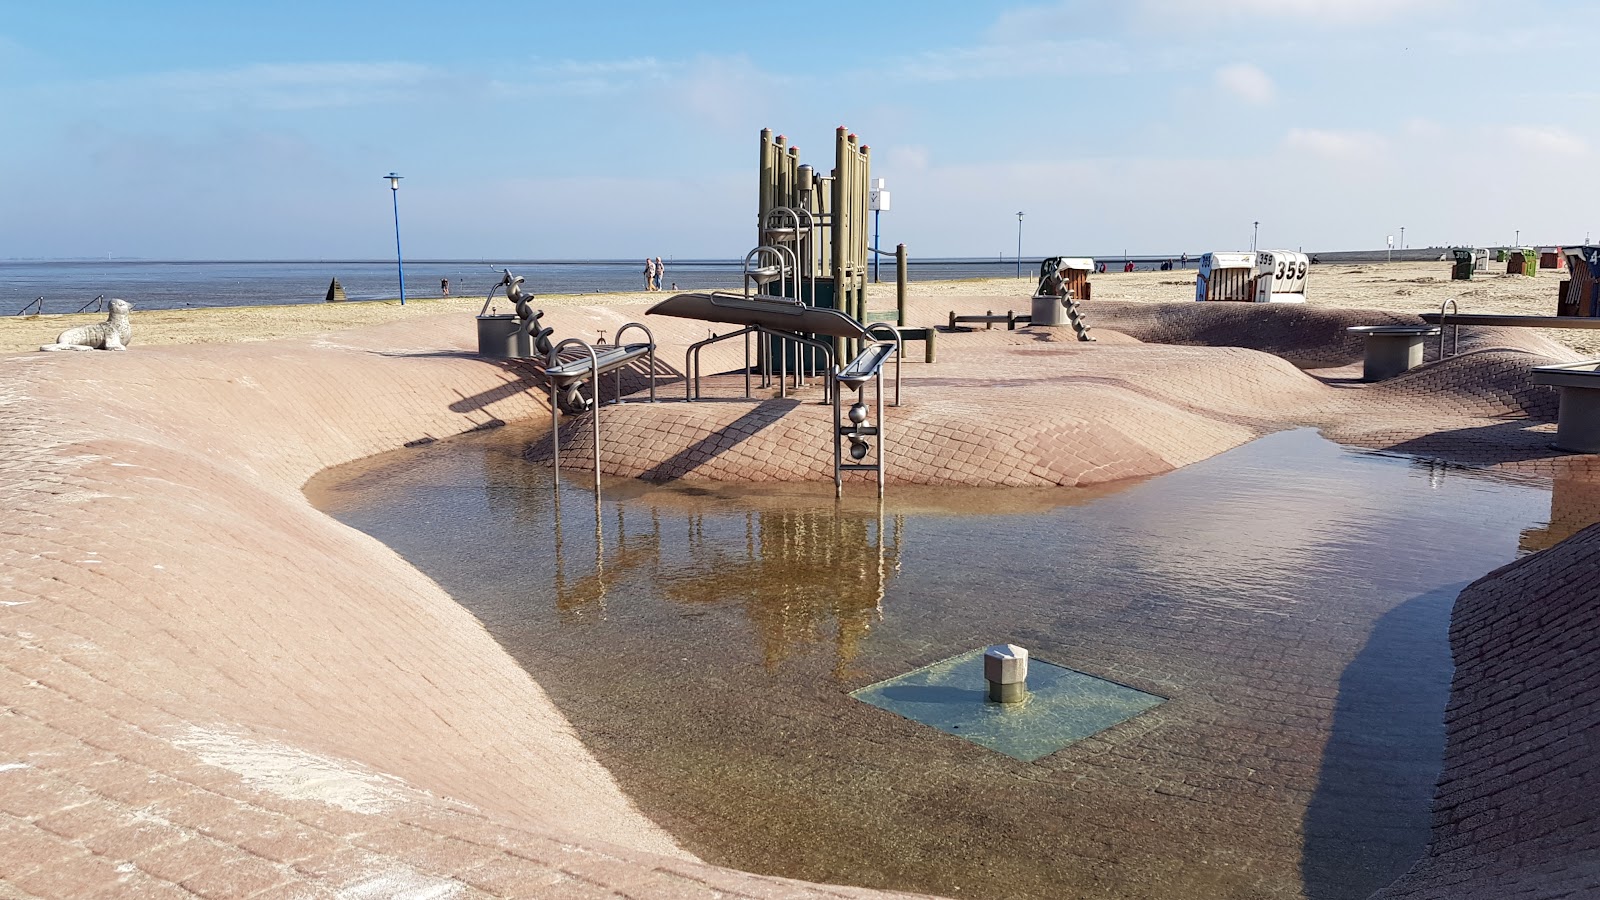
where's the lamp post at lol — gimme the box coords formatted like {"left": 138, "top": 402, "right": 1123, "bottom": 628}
{"left": 385, "top": 172, "right": 406, "bottom": 306}
{"left": 1252, "top": 221, "right": 1259, "bottom": 252}
{"left": 1400, "top": 226, "right": 1406, "bottom": 251}
{"left": 1016, "top": 211, "right": 1024, "bottom": 278}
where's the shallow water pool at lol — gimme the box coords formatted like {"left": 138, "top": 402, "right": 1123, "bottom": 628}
{"left": 310, "top": 427, "right": 1565, "bottom": 900}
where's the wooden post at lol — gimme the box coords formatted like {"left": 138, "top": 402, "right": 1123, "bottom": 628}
{"left": 896, "top": 243, "right": 907, "bottom": 327}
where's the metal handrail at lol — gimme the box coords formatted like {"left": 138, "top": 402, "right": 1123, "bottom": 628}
{"left": 1439, "top": 298, "right": 1460, "bottom": 360}
{"left": 864, "top": 322, "right": 903, "bottom": 408}
{"left": 685, "top": 324, "right": 836, "bottom": 403}
{"left": 15, "top": 296, "right": 44, "bottom": 316}
{"left": 548, "top": 337, "right": 602, "bottom": 493}
{"left": 611, "top": 322, "right": 658, "bottom": 405}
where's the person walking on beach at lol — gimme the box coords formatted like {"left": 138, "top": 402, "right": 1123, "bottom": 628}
{"left": 653, "top": 257, "right": 664, "bottom": 292}
{"left": 441, "top": 278, "right": 450, "bottom": 297}
{"left": 644, "top": 258, "right": 656, "bottom": 292}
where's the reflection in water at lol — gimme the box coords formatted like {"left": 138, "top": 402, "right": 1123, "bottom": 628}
{"left": 664, "top": 506, "right": 901, "bottom": 676}
{"left": 311, "top": 427, "right": 1582, "bottom": 900}
{"left": 1520, "top": 477, "right": 1600, "bottom": 553}
{"left": 482, "top": 438, "right": 901, "bottom": 662}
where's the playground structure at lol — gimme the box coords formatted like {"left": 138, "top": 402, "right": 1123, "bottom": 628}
{"left": 476, "top": 269, "right": 660, "bottom": 494}
{"left": 1194, "top": 252, "right": 1256, "bottom": 302}
{"left": 757, "top": 126, "right": 873, "bottom": 355}
{"left": 1030, "top": 257, "right": 1096, "bottom": 340}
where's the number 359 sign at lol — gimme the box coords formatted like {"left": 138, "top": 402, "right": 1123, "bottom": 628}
{"left": 1253, "top": 251, "right": 1310, "bottom": 303}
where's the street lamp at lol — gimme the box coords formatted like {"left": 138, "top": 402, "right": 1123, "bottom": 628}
{"left": 385, "top": 172, "right": 406, "bottom": 306}
{"left": 1016, "top": 211, "right": 1025, "bottom": 278}
{"left": 1252, "top": 221, "right": 1259, "bottom": 252}
{"left": 869, "top": 178, "right": 890, "bottom": 283}
{"left": 1400, "top": 226, "right": 1405, "bottom": 251}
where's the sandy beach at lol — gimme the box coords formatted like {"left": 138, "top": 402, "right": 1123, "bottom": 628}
{"left": 2, "top": 259, "right": 1590, "bottom": 356}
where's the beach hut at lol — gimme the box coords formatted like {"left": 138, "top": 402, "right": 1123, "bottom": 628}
{"left": 1558, "top": 246, "right": 1600, "bottom": 317}
{"left": 1252, "top": 251, "right": 1310, "bottom": 303}
{"left": 1058, "top": 258, "right": 1093, "bottom": 301}
{"left": 1451, "top": 248, "right": 1476, "bottom": 281}
{"left": 1507, "top": 248, "right": 1538, "bottom": 276}
{"left": 1194, "top": 252, "right": 1256, "bottom": 302}
{"left": 1539, "top": 247, "right": 1566, "bottom": 270}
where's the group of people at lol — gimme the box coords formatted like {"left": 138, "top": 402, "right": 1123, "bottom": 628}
{"left": 643, "top": 257, "right": 668, "bottom": 292}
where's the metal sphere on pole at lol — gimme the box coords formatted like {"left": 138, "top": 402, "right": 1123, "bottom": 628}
{"left": 385, "top": 172, "right": 406, "bottom": 306}
{"left": 1016, "top": 211, "right": 1025, "bottom": 278}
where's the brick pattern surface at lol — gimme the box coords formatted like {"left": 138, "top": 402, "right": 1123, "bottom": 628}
{"left": 1, "top": 296, "right": 1596, "bottom": 898}
{"left": 1370, "top": 524, "right": 1600, "bottom": 900}
{"left": 0, "top": 323, "right": 928, "bottom": 899}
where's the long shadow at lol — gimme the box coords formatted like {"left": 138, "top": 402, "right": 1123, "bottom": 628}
{"left": 1301, "top": 585, "right": 1459, "bottom": 900}
{"left": 1377, "top": 419, "right": 1564, "bottom": 467}
{"left": 437, "top": 357, "right": 685, "bottom": 415}
{"left": 638, "top": 398, "right": 800, "bottom": 481}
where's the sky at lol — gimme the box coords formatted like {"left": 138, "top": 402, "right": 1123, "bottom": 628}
{"left": 1, "top": 0, "right": 1595, "bottom": 260}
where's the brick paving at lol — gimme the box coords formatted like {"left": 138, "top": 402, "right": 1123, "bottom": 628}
{"left": 1, "top": 296, "right": 1595, "bottom": 897}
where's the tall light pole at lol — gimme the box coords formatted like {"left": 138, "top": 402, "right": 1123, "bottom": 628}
{"left": 1252, "top": 221, "right": 1259, "bottom": 252}
{"left": 1400, "top": 226, "right": 1406, "bottom": 251}
{"left": 1016, "top": 211, "right": 1025, "bottom": 278}
{"left": 385, "top": 172, "right": 406, "bottom": 306}
{"left": 869, "top": 178, "right": 890, "bottom": 283}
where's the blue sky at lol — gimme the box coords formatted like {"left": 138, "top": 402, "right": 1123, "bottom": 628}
{"left": 2, "top": 0, "right": 1594, "bottom": 260}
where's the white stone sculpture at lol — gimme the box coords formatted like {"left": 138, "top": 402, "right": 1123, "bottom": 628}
{"left": 40, "top": 299, "right": 133, "bottom": 351}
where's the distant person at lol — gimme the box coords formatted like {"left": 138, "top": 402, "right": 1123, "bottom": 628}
{"left": 441, "top": 278, "right": 450, "bottom": 297}
{"left": 644, "top": 258, "right": 656, "bottom": 291}
{"left": 1124, "top": 260, "right": 1135, "bottom": 273}
{"left": 1180, "top": 252, "right": 1188, "bottom": 268}
{"left": 654, "top": 257, "right": 665, "bottom": 292}
{"left": 671, "top": 282, "right": 677, "bottom": 291}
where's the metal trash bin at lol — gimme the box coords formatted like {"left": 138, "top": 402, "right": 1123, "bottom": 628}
{"left": 1452, "top": 249, "right": 1475, "bottom": 281}
{"left": 477, "top": 314, "right": 522, "bottom": 358}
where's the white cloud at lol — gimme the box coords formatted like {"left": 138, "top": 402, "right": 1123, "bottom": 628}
{"left": 883, "top": 145, "right": 932, "bottom": 173}
{"left": 888, "top": 39, "right": 1130, "bottom": 83}
{"left": 1505, "top": 125, "right": 1587, "bottom": 157}
{"left": 1139, "top": 0, "right": 1454, "bottom": 23}
{"left": 140, "top": 62, "right": 436, "bottom": 111}
{"left": 1283, "top": 128, "right": 1389, "bottom": 162}
{"left": 1215, "top": 63, "right": 1276, "bottom": 104}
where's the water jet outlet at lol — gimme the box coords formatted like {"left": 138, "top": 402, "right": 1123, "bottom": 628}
{"left": 984, "top": 644, "right": 1028, "bottom": 703}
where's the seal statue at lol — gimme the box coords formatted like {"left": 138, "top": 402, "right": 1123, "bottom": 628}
{"left": 40, "top": 298, "right": 133, "bottom": 351}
